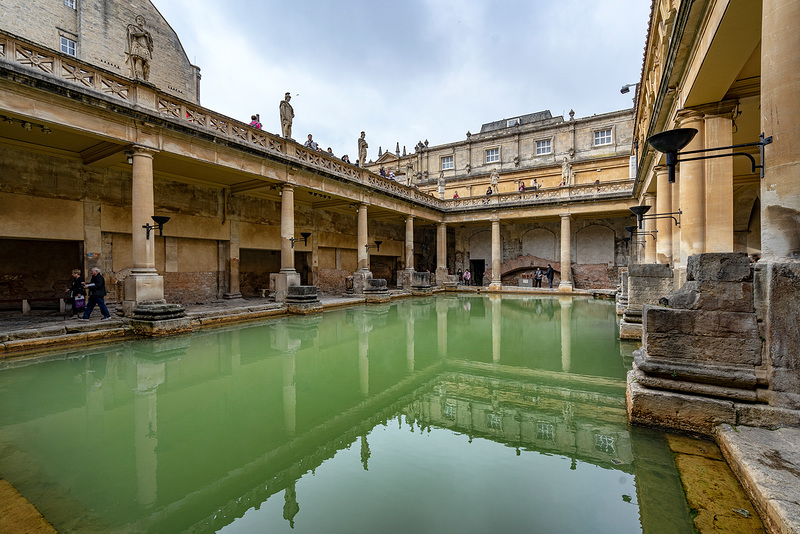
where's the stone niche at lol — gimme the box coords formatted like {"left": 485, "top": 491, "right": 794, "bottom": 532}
{"left": 626, "top": 253, "right": 800, "bottom": 434}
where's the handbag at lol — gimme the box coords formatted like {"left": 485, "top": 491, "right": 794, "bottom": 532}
{"left": 74, "top": 295, "right": 86, "bottom": 309}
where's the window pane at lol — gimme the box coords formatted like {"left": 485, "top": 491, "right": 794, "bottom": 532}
{"left": 485, "top": 148, "right": 499, "bottom": 163}
{"left": 441, "top": 156, "right": 453, "bottom": 170}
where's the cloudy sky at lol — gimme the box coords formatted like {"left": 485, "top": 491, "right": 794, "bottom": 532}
{"left": 154, "top": 0, "right": 651, "bottom": 162}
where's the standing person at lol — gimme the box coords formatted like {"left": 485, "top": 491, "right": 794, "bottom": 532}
{"left": 464, "top": 269, "right": 471, "bottom": 286}
{"left": 304, "top": 134, "right": 318, "bottom": 150}
{"left": 457, "top": 268, "right": 463, "bottom": 286}
{"left": 546, "top": 264, "right": 554, "bottom": 288}
{"left": 534, "top": 267, "right": 543, "bottom": 287}
{"left": 66, "top": 268, "right": 85, "bottom": 318}
{"left": 81, "top": 267, "right": 111, "bottom": 321}
{"left": 279, "top": 92, "right": 294, "bottom": 138}
{"left": 249, "top": 114, "right": 262, "bottom": 129}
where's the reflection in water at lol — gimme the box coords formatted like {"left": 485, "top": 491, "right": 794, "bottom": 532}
{"left": 0, "top": 296, "right": 693, "bottom": 533}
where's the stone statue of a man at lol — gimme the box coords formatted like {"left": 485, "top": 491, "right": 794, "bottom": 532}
{"left": 358, "top": 131, "right": 368, "bottom": 166}
{"left": 280, "top": 93, "right": 294, "bottom": 138}
{"left": 125, "top": 15, "right": 153, "bottom": 81}
{"left": 490, "top": 169, "right": 499, "bottom": 192}
{"left": 561, "top": 157, "right": 573, "bottom": 186}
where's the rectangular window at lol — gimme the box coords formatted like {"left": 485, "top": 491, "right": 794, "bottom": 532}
{"left": 594, "top": 129, "right": 613, "bottom": 146}
{"left": 441, "top": 155, "right": 453, "bottom": 170}
{"left": 64, "top": 0, "right": 76, "bottom": 8}
{"left": 507, "top": 118, "right": 520, "bottom": 127}
{"left": 60, "top": 36, "right": 76, "bottom": 57}
{"left": 535, "top": 139, "right": 552, "bottom": 155}
{"left": 485, "top": 148, "right": 499, "bottom": 164}
{"left": 487, "top": 413, "right": 502, "bottom": 429}
{"left": 443, "top": 402, "right": 456, "bottom": 419}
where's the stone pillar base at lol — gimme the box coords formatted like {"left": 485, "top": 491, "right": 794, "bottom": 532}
{"left": 274, "top": 271, "right": 301, "bottom": 303}
{"left": 488, "top": 282, "right": 502, "bottom": 291}
{"left": 128, "top": 303, "right": 190, "bottom": 337}
{"left": 558, "top": 281, "right": 573, "bottom": 292}
{"left": 399, "top": 269, "right": 415, "bottom": 289}
{"left": 435, "top": 267, "right": 448, "bottom": 286}
{"left": 351, "top": 270, "right": 373, "bottom": 294}
{"left": 123, "top": 272, "right": 165, "bottom": 317}
{"left": 223, "top": 292, "right": 243, "bottom": 299}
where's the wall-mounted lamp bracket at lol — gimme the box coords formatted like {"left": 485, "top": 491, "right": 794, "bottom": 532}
{"left": 365, "top": 240, "right": 382, "bottom": 253}
{"left": 143, "top": 215, "right": 171, "bottom": 240}
{"left": 630, "top": 205, "right": 681, "bottom": 230}
{"left": 289, "top": 231, "right": 312, "bottom": 248}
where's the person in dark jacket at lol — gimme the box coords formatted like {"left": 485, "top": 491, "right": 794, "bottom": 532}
{"left": 546, "top": 264, "right": 555, "bottom": 288}
{"left": 81, "top": 267, "right": 111, "bottom": 320}
{"left": 67, "top": 268, "right": 85, "bottom": 318}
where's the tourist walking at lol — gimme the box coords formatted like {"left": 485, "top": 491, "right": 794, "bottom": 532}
{"left": 81, "top": 267, "right": 111, "bottom": 321}
{"left": 534, "top": 267, "right": 543, "bottom": 287}
{"left": 546, "top": 264, "right": 554, "bottom": 288}
{"left": 67, "top": 268, "right": 85, "bottom": 318}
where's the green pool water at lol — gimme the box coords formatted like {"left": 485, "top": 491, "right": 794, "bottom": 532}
{"left": 0, "top": 295, "right": 699, "bottom": 533}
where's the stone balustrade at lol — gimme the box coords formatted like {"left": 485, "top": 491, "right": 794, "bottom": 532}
{"left": 0, "top": 30, "right": 634, "bottom": 212}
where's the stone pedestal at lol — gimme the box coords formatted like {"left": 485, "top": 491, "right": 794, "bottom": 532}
{"left": 411, "top": 271, "right": 433, "bottom": 295}
{"left": 274, "top": 271, "right": 300, "bottom": 303}
{"left": 626, "top": 253, "right": 787, "bottom": 434}
{"left": 123, "top": 273, "right": 166, "bottom": 317}
{"left": 286, "top": 285, "right": 322, "bottom": 315}
{"left": 364, "top": 278, "right": 390, "bottom": 303}
{"left": 351, "top": 270, "right": 373, "bottom": 295}
{"left": 619, "top": 263, "right": 673, "bottom": 340}
{"left": 129, "top": 303, "right": 190, "bottom": 336}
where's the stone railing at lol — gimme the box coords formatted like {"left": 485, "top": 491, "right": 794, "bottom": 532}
{"left": 0, "top": 31, "right": 440, "bottom": 208}
{"left": 1, "top": 31, "right": 631, "bottom": 213}
{"left": 0, "top": 31, "right": 134, "bottom": 101}
{"left": 445, "top": 179, "right": 634, "bottom": 210}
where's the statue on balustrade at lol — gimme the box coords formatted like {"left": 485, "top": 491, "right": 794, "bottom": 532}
{"left": 125, "top": 15, "right": 153, "bottom": 81}
{"left": 561, "top": 157, "right": 574, "bottom": 186}
{"left": 490, "top": 169, "right": 499, "bottom": 192}
{"left": 280, "top": 92, "right": 294, "bottom": 138}
{"left": 358, "top": 131, "right": 368, "bottom": 166}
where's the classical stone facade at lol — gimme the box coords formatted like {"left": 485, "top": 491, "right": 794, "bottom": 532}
{"left": 625, "top": 0, "right": 800, "bottom": 443}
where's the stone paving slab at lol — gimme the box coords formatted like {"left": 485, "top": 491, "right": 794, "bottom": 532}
{"left": 718, "top": 425, "right": 800, "bottom": 534}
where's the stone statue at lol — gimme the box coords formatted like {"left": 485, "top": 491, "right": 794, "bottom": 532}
{"left": 438, "top": 171, "right": 445, "bottom": 187}
{"left": 358, "top": 131, "right": 368, "bottom": 166}
{"left": 125, "top": 15, "right": 153, "bottom": 81}
{"left": 490, "top": 169, "right": 499, "bottom": 192}
{"left": 279, "top": 92, "right": 294, "bottom": 138}
{"left": 561, "top": 157, "right": 573, "bottom": 186}
{"left": 465, "top": 163, "right": 471, "bottom": 174}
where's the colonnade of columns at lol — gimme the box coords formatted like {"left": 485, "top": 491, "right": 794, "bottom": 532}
{"left": 126, "top": 150, "right": 583, "bottom": 308}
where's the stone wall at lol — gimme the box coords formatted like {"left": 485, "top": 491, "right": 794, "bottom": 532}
{"left": 627, "top": 263, "right": 674, "bottom": 312}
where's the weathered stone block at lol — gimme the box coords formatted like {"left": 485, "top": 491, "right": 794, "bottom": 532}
{"left": 686, "top": 252, "right": 751, "bottom": 282}
{"left": 760, "top": 261, "right": 800, "bottom": 398}
{"left": 643, "top": 332, "right": 761, "bottom": 365}
{"left": 626, "top": 375, "right": 737, "bottom": 434}
{"left": 629, "top": 263, "right": 673, "bottom": 278}
{"left": 659, "top": 280, "right": 754, "bottom": 311}
{"left": 644, "top": 306, "right": 759, "bottom": 337}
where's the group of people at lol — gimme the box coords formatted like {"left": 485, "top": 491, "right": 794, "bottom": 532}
{"left": 456, "top": 269, "right": 473, "bottom": 286}
{"left": 378, "top": 167, "right": 396, "bottom": 180}
{"left": 532, "top": 264, "right": 555, "bottom": 288}
{"left": 66, "top": 267, "right": 111, "bottom": 320}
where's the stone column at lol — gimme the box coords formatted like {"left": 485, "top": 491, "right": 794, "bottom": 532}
{"left": 644, "top": 193, "right": 656, "bottom": 263}
{"left": 275, "top": 184, "right": 300, "bottom": 302}
{"left": 490, "top": 216, "right": 502, "bottom": 289}
{"left": 225, "top": 218, "right": 241, "bottom": 298}
{"left": 758, "top": 0, "right": 800, "bottom": 408}
{"left": 358, "top": 331, "right": 369, "bottom": 396}
{"left": 357, "top": 203, "right": 369, "bottom": 271}
{"left": 282, "top": 352, "right": 296, "bottom": 436}
{"left": 134, "top": 360, "right": 164, "bottom": 507}
{"left": 704, "top": 109, "right": 735, "bottom": 252}
{"left": 404, "top": 215, "right": 414, "bottom": 275}
{"left": 124, "top": 146, "right": 164, "bottom": 315}
{"left": 280, "top": 184, "right": 296, "bottom": 273}
{"left": 654, "top": 166, "right": 673, "bottom": 264}
{"left": 436, "top": 297, "right": 448, "bottom": 357}
{"left": 676, "top": 111, "right": 706, "bottom": 267}
{"left": 761, "top": 0, "right": 800, "bottom": 260}
{"left": 559, "top": 213, "right": 573, "bottom": 291}
{"left": 436, "top": 222, "right": 448, "bottom": 285}
{"left": 405, "top": 303, "right": 415, "bottom": 373}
